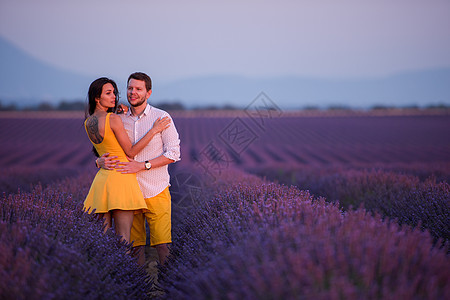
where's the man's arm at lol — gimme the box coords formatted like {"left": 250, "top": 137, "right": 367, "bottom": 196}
{"left": 115, "top": 155, "right": 174, "bottom": 174}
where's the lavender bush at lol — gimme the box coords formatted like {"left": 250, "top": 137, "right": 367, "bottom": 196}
{"left": 0, "top": 174, "right": 152, "bottom": 299}
{"left": 252, "top": 166, "right": 450, "bottom": 245}
{"left": 160, "top": 170, "right": 450, "bottom": 299}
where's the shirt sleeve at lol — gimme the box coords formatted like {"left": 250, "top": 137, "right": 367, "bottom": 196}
{"left": 161, "top": 114, "right": 181, "bottom": 162}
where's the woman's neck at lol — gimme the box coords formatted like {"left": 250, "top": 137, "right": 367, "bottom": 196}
{"left": 94, "top": 104, "right": 109, "bottom": 114}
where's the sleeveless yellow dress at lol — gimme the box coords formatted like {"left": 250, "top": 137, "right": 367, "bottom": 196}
{"left": 83, "top": 113, "right": 147, "bottom": 214}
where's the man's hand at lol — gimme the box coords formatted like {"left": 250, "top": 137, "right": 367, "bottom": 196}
{"left": 97, "top": 153, "right": 120, "bottom": 170}
{"left": 115, "top": 157, "right": 145, "bottom": 174}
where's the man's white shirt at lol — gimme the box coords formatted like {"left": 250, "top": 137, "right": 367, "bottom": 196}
{"left": 121, "top": 104, "right": 181, "bottom": 198}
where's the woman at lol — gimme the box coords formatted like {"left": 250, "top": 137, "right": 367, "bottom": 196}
{"left": 83, "top": 77, "right": 170, "bottom": 243}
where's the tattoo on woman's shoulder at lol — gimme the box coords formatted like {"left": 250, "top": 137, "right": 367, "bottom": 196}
{"left": 87, "top": 116, "right": 103, "bottom": 143}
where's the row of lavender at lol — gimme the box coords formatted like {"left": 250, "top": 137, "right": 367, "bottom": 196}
{"left": 250, "top": 165, "right": 450, "bottom": 246}
{"left": 177, "top": 114, "right": 450, "bottom": 168}
{"left": 0, "top": 115, "right": 93, "bottom": 194}
{"left": 2, "top": 112, "right": 449, "bottom": 176}
{"left": 0, "top": 173, "right": 153, "bottom": 299}
{"left": 2, "top": 114, "right": 449, "bottom": 170}
{"left": 4, "top": 113, "right": 448, "bottom": 195}
{"left": 161, "top": 169, "right": 450, "bottom": 299}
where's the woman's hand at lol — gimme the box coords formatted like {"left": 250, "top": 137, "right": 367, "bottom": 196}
{"left": 116, "top": 104, "right": 129, "bottom": 114}
{"left": 152, "top": 116, "right": 171, "bottom": 134}
{"left": 97, "top": 153, "right": 119, "bottom": 170}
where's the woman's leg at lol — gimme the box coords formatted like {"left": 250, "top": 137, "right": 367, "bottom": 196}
{"left": 98, "top": 212, "right": 112, "bottom": 233}
{"left": 112, "top": 210, "right": 134, "bottom": 243}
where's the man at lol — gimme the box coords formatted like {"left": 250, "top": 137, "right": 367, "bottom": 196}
{"left": 97, "top": 72, "right": 180, "bottom": 265}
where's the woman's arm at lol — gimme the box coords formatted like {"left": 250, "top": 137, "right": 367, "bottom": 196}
{"left": 109, "top": 114, "right": 170, "bottom": 158}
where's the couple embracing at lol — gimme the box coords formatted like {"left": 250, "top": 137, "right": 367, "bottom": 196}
{"left": 83, "top": 72, "right": 180, "bottom": 265}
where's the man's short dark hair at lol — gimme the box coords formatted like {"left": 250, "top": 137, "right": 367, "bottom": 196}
{"left": 128, "top": 72, "right": 152, "bottom": 91}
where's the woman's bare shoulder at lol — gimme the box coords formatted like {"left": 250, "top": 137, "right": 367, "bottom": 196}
{"left": 109, "top": 113, "right": 124, "bottom": 128}
{"left": 109, "top": 113, "right": 122, "bottom": 121}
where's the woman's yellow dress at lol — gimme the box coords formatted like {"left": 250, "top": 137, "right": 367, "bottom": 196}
{"left": 83, "top": 113, "right": 147, "bottom": 214}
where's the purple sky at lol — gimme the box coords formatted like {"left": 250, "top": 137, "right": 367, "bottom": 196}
{"left": 1, "top": 0, "right": 450, "bottom": 84}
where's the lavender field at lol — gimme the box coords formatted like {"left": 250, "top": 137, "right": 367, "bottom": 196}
{"left": 1, "top": 110, "right": 449, "bottom": 299}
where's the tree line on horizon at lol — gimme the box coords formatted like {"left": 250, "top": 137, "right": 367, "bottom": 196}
{"left": 0, "top": 99, "right": 449, "bottom": 112}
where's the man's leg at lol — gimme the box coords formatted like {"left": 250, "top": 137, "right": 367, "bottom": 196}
{"left": 130, "top": 212, "right": 147, "bottom": 266}
{"left": 155, "top": 243, "right": 170, "bottom": 265}
{"left": 134, "top": 245, "right": 146, "bottom": 266}
{"left": 147, "top": 186, "right": 172, "bottom": 265}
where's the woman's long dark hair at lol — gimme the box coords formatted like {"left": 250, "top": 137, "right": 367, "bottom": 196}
{"left": 85, "top": 77, "right": 119, "bottom": 118}
{"left": 85, "top": 77, "right": 120, "bottom": 157}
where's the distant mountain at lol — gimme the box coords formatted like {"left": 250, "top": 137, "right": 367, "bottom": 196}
{"left": 1, "top": 36, "right": 449, "bottom": 109}
{"left": 0, "top": 36, "right": 92, "bottom": 106}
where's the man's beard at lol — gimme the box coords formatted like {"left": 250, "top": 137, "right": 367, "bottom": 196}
{"left": 128, "top": 97, "right": 147, "bottom": 107}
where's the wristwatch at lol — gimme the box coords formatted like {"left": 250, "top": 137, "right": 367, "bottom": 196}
{"left": 144, "top": 160, "right": 152, "bottom": 170}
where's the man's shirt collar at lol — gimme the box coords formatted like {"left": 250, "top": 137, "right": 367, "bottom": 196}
{"left": 126, "top": 103, "right": 152, "bottom": 119}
